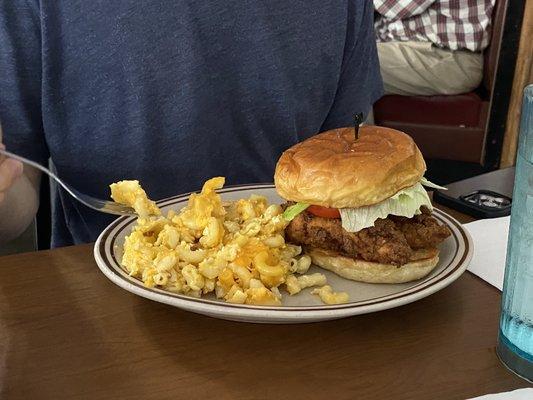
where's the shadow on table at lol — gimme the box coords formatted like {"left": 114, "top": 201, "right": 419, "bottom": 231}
{"left": 133, "top": 287, "right": 466, "bottom": 399}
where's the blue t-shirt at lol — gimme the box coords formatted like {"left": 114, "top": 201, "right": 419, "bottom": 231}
{"left": 1, "top": 1, "right": 383, "bottom": 247}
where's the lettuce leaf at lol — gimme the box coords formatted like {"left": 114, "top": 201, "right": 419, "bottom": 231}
{"left": 282, "top": 202, "right": 309, "bottom": 221}
{"left": 339, "top": 182, "right": 433, "bottom": 233}
{"left": 420, "top": 177, "right": 448, "bottom": 190}
{"left": 280, "top": 177, "right": 443, "bottom": 228}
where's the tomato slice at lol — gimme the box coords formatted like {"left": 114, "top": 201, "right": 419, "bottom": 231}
{"left": 307, "top": 205, "right": 341, "bottom": 219}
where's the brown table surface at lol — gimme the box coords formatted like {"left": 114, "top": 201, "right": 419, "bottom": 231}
{"left": 0, "top": 204, "right": 531, "bottom": 400}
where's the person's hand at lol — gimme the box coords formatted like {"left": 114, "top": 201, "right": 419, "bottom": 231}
{"left": 0, "top": 137, "right": 24, "bottom": 206}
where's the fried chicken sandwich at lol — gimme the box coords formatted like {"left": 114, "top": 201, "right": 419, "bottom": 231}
{"left": 275, "top": 126, "right": 451, "bottom": 284}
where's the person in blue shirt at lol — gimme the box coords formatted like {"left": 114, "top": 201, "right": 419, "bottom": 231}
{"left": 0, "top": 1, "right": 383, "bottom": 247}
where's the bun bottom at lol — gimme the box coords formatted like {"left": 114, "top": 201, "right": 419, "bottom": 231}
{"left": 307, "top": 247, "right": 440, "bottom": 284}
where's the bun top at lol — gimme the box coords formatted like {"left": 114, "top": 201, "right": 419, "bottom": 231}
{"left": 274, "top": 126, "right": 426, "bottom": 208}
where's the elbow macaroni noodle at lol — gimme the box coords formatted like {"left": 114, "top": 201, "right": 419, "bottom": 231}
{"left": 311, "top": 285, "right": 350, "bottom": 305}
{"left": 111, "top": 177, "right": 349, "bottom": 305}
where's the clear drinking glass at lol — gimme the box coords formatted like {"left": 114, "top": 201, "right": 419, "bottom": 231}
{"left": 497, "top": 84, "right": 533, "bottom": 382}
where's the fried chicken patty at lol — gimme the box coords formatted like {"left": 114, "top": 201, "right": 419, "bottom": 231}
{"left": 390, "top": 210, "right": 451, "bottom": 250}
{"left": 285, "top": 208, "right": 451, "bottom": 266}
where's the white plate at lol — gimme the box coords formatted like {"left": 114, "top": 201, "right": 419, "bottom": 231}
{"left": 94, "top": 184, "right": 473, "bottom": 324}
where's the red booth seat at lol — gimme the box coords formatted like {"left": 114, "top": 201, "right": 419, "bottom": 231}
{"left": 374, "top": 93, "right": 488, "bottom": 163}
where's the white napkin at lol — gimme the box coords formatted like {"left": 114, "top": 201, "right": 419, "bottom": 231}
{"left": 467, "top": 388, "right": 533, "bottom": 399}
{"left": 464, "top": 216, "right": 511, "bottom": 291}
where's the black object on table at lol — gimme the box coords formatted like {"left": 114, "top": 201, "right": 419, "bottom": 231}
{"left": 433, "top": 167, "right": 515, "bottom": 219}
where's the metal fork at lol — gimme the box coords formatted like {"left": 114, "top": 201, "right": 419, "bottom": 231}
{"left": 0, "top": 148, "right": 136, "bottom": 216}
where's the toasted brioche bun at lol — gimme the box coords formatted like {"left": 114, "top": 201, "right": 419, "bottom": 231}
{"left": 274, "top": 126, "right": 426, "bottom": 208}
{"left": 307, "top": 247, "right": 439, "bottom": 284}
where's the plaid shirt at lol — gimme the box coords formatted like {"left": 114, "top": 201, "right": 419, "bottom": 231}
{"left": 374, "top": 0, "right": 495, "bottom": 52}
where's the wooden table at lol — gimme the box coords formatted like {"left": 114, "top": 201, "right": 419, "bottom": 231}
{"left": 0, "top": 206, "right": 530, "bottom": 400}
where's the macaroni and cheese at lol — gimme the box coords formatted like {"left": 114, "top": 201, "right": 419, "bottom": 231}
{"left": 111, "top": 177, "right": 349, "bottom": 305}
